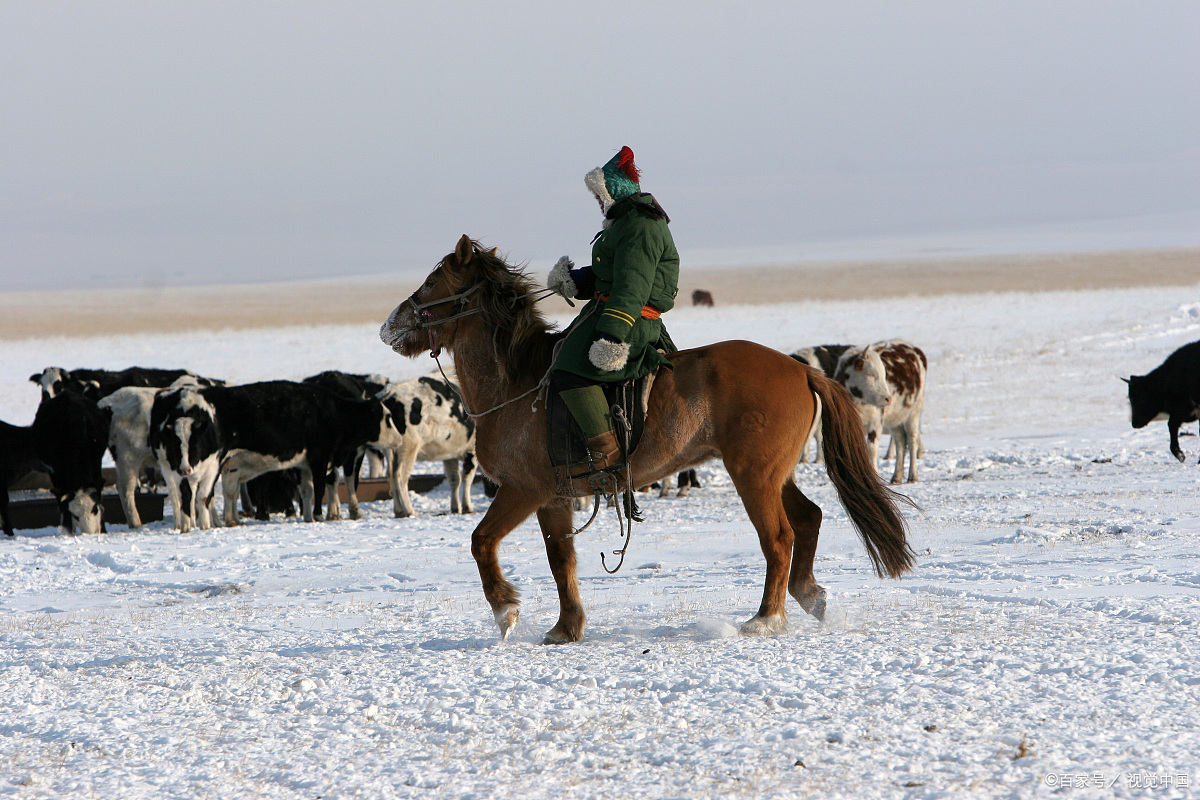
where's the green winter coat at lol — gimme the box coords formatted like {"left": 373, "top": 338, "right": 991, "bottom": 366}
{"left": 553, "top": 194, "right": 680, "bottom": 383}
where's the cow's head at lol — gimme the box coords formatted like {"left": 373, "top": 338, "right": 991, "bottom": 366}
{"left": 839, "top": 350, "right": 891, "bottom": 407}
{"left": 369, "top": 399, "right": 406, "bottom": 449}
{"left": 31, "top": 367, "right": 70, "bottom": 401}
{"left": 60, "top": 486, "right": 104, "bottom": 535}
{"left": 151, "top": 389, "right": 220, "bottom": 476}
{"left": 1124, "top": 374, "right": 1164, "bottom": 429}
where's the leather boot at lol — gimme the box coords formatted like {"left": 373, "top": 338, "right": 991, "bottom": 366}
{"left": 570, "top": 430, "right": 622, "bottom": 476}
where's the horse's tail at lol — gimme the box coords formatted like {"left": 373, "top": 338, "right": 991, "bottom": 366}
{"left": 807, "top": 369, "right": 916, "bottom": 578}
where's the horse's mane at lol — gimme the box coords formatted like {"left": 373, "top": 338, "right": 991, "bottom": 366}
{"left": 455, "top": 243, "right": 565, "bottom": 384}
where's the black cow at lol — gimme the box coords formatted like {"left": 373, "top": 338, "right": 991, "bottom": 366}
{"left": 31, "top": 392, "right": 111, "bottom": 534}
{"left": 153, "top": 381, "right": 404, "bottom": 527}
{"left": 30, "top": 366, "right": 221, "bottom": 402}
{"left": 302, "top": 370, "right": 392, "bottom": 520}
{"left": 1, "top": 420, "right": 45, "bottom": 537}
{"left": 1125, "top": 341, "right": 1200, "bottom": 463}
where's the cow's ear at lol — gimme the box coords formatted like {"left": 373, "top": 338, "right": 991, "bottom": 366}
{"left": 29, "top": 373, "right": 40, "bottom": 383}
{"left": 455, "top": 234, "right": 474, "bottom": 265}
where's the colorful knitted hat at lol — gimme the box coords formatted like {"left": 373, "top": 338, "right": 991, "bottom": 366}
{"left": 585, "top": 146, "right": 641, "bottom": 213}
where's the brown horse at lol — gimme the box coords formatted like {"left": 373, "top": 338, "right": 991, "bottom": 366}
{"left": 380, "top": 235, "right": 915, "bottom": 643}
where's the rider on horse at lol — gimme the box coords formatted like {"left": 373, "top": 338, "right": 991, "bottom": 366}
{"left": 547, "top": 146, "right": 680, "bottom": 482}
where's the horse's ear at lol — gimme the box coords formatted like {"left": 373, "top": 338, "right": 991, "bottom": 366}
{"left": 487, "top": 247, "right": 498, "bottom": 257}
{"left": 455, "top": 234, "right": 474, "bottom": 264}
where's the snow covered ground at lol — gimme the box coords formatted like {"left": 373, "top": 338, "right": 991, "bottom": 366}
{"left": 1, "top": 281, "right": 1199, "bottom": 799}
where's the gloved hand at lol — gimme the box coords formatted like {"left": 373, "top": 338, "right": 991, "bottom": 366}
{"left": 588, "top": 332, "right": 630, "bottom": 372}
{"left": 547, "top": 256, "right": 578, "bottom": 300}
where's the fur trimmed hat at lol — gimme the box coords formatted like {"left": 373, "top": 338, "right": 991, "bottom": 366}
{"left": 585, "top": 146, "right": 641, "bottom": 213}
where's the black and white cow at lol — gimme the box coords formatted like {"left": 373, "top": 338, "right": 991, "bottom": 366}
{"left": 31, "top": 391, "right": 111, "bottom": 534}
{"left": 302, "top": 370, "right": 392, "bottom": 519}
{"left": 1125, "top": 340, "right": 1200, "bottom": 463}
{"left": 153, "top": 381, "right": 405, "bottom": 527}
{"left": 1, "top": 420, "right": 45, "bottom": 537}
{"left": 378, "top": 375, "right": 477, "bottom": 518}
{"left": 30, "top": 366, "right": 221, "bottom": 402}
{"left": 792, "top": 345, "right": 853, "bottom": 462}
{"left": 149, "top": 386, "right": 223, "bottom": 533}
{"left": 834, "top": 340, "right": 928, "bottom": 484}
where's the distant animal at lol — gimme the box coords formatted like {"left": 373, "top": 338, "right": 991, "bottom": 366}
{"left": 302, "top": 370, "right": 393, "bottom": 519}
{"left": 792, "top": 345, "right": 853, "bottom": 462}
{"left": 377, "top": 375, "right": 477, "bottom": 518}
{"left": 657, "top": 468, "right": 701, "bottom": 498}
{"left": 30, "top": 366, "right": 221, "bottom": 402}
{"left": 379, "top": 235, "right": 914, "bottom": 643}
{"left": 31, "top": 391, "right": 111, "bottom": 534}
{"left": 692, "top": 289, "right": 715, "bottom": 307}
{"left": 1, "top": 419, "right": 45, "bottom": 537}
{"left": 1124, "top": 340, "right": 1200, "bottom": 462}
{"left": 834, "top": 340, "right": 927, "bottom": 484}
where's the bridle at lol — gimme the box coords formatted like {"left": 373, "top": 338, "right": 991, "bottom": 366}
{"left": 403, "top": 277, "right": 561, "bottom": 419}
{"left": 405, "top": 282, "right": 484, "bottom": 358}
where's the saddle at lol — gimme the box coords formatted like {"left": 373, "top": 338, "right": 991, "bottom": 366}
{"left": 548, "top": 373, "right": 653, "bottom": 496}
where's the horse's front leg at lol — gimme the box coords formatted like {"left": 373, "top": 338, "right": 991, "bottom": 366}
{"left": 470, "top": 485, "right": 544, "bottom": 640}
{"left": 537, "top": 502, "right": 585, "bottom": 644}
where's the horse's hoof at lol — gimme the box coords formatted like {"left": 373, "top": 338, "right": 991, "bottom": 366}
{"left": 740, "top": 614, "right": 788, "bottom": 636}
{"left": 542, "top": 621, "right": 584, "bottom": 644}
{"left": 797, "top": 587, "right": 827, "bottom": 622}
{"left": 495, "top": 604, "right": 519, "bottom": 640}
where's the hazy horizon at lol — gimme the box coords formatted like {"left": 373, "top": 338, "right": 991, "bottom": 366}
{"left": 2, "top": 2, "right": 1198, "bottom": 292}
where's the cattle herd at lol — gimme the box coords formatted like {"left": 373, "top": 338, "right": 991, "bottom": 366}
{"left": 1, "top": 333, "right": 1195, "bottom": 537}
{"left": 1, "top": 366, "right": 477, "bottom": 536}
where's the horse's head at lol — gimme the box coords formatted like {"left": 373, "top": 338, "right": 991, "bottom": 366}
{"left": 380, "top": 234, "right": 491, "bottom": 357}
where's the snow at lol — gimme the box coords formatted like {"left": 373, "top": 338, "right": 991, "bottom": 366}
{"left": 1, "top": 282, "right": 1199, "bottom": 799}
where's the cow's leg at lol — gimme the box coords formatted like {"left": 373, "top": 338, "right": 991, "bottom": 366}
{"left": 460, "top": 453, "right": 477, "bottom": 513}
{"left": 114, "top": 454, "right": 143, "bottom": 529}
{"left": 177, "top": 475, "right": 196, "bottom": 533}
{"left": 390, "top": 444, "right": 419, "bottom": 518}
{"left": 298, "top": 464, "right": 317, "bottom": 523}
{"left": 1169, "top": 414, "right": 1187, "bottom": 463}
{"left": 197, "top": 468, "right": 219, "bottom": 529}
{"left": 470, "top": 485, "right": 545, "bottom": 640}
{"left": 1, "top": 483, "right": 13, "bottom": 538}
{"left": 443, "top": 458, "right": 463, "bottom": 514}
{"left": 677, "top": 470, "right": 693, "bottom": 498}
{"left": 345, "top": 451, "right": 365, "bottom": 520}
{"left": 324, "top": 466, "right": 342, "bottom": 521}
{"left": 538, "top": 502, "right": 585, "bottom": 643}
{"left": 221, "top": 470, "right": 242, "bottom": 526}
{"left": 366, "top": 448, "right": 387, "bottom": 479}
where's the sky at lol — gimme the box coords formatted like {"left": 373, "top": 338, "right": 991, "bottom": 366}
{"left": 1, "top": 1, "right": 1198, "bottom": 292}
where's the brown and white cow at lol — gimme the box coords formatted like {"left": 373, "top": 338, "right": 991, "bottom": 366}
{"left": 834, "top": 340, "right": 927, "bottom": 484}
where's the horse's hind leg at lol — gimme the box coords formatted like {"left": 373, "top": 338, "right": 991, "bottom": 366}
{"left": 783, "top": 480, "right": 826, "bottom": 621}
{"left": 536, "top": 503, "right": 586, "bottom": 644}
{"left": 470, "top": 486, "right": 544, "bottom": 640}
